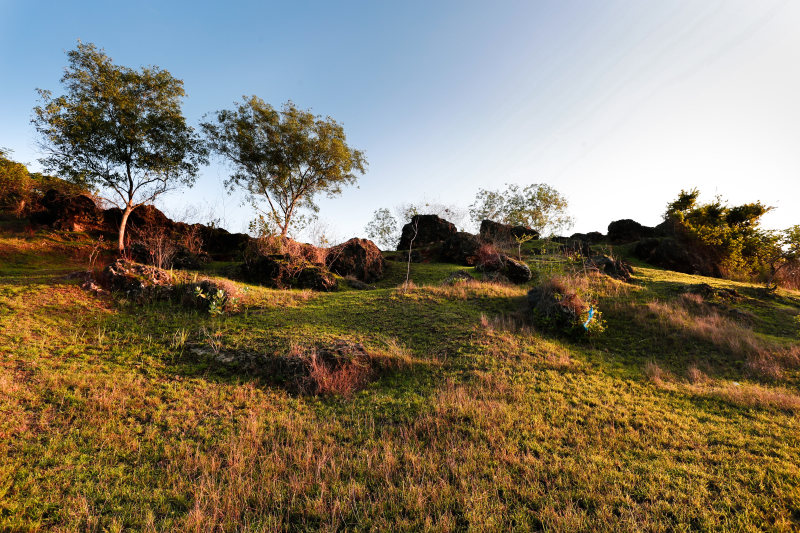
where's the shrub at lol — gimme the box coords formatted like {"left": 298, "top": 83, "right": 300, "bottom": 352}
{"left": 526, "top": 275, "right": 605, "bottom": 336}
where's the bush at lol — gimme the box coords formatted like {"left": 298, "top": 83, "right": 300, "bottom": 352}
{"left": 665, "top": 189, "right": 781, "bottom": 281}
{"left": 527, "top": 275, "right": 605, "bottom": 336}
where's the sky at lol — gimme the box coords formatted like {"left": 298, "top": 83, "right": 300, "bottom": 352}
{"left": 1, "top": 0, "right": 798, "bottom": 241}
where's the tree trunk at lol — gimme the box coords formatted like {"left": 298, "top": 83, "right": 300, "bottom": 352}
{"left": 118, "top": 205, "right": 134, "bottom": 254}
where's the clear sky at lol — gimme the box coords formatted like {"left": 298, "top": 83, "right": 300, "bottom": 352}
{"left": 2, "top": 0, "right": 798, "bottom": 240}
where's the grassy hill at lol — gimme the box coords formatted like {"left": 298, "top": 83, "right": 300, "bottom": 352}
{"left": 1, "top": 224, "right": 799, "bottom": 531}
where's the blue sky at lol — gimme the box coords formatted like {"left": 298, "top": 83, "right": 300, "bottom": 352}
{"left": 1, "top": 0, "right": 798, "bottom": 240}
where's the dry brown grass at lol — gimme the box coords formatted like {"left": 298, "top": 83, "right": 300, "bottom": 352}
{"left": 630, "top": 295, "right": 800, "bottom": 381}
{"left": 705, "top": 382, "right": 800, "bottom": 412}
{"left": 396, "top": 279, "right": 525, "bottom": 301}
{"left": 644, "top": 361, "right": 668, "bottom": 386}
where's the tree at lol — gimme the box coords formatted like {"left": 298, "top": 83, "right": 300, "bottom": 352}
{"left": 33, "top": 42, "right": 207, "bottom": 252}
{"left": 365, "top": 208, "right": 398, "bottom": 250}
{"left": 665, "top": 189, "right": 779, "bottom": 280}
{"left": 469, "top": 183, "right": 573, "bottom": 236}
{"left": 202, "top": 97, "right": 366, "bottom": 239}
{"left": 0, "top": 148, "right": 32, "bottom": 215}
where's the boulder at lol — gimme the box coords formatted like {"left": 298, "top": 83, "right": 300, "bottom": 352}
{"left": 561, "top": 239, "right": 592, "bottom": 257}
{"left": 479, "top": 220, "right": 539, "bottom": 242}
{"left": 589, "top": 255, "right": 634, "bottom": 282}
{"left": 171, "top": 247, "right": 211, "bottom": 270}
{"left": 31, "top": 190, "right": 104, "bottom": 231}
{"left": 296, "top": 265, "right": 338, "bottom": 292}
{"left": 397, "top": 214, "right": 457, "bottom": 250}
{"left": 103, "top": 258, "right": 174, "bottom": 299}
{"left": 504, "top": 257, "right": 533, "bottom": 284}
{"left": 199, "top": 226, "right": 252, "bottom": 261}
{"left": 476, "top": 253, "right": 531, "bottom": 284}
{"left": 443, "top": 270, "right": 476, "bottom": 285}
{"left": 570, "top": 231, "right": 605, "bottom": 244}
{"left": 241, "top": 255, "right": 337, "bottom": 291}
{"left": 607, "top": 219, "right": 655, "bottom": 244}
{"left": 634, "top": 237, "right": 718, "bottom": 276}
{"left": 440, "top": 232, "right": 481, "bottom": 265}
{"left": 326, "top": 238, "right": 385, "bottom": 282}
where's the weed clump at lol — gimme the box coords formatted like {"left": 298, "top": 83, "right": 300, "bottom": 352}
{"left": 527, "top": 275, "right": 605, "bottom": 336}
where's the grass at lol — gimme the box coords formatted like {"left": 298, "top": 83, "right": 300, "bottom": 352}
{"left": 1, "top": 227, "right": 800, "bottom": 531}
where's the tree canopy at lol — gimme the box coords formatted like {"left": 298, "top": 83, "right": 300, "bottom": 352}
{"left": 202, "top": 97, "right": 366, "bottom": 238}
{"left": 32, "top": 42, "right": 207, "bottom": 251}
{"left": 469, "top": 183, "right": 573, "bottom": 236}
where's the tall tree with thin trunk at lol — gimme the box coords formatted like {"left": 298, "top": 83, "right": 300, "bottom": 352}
{"left": 33, "top": 42, "right": 207, "bottom": 252}
{"left": 202, "top": 97, "right": 366, "bottom": 238}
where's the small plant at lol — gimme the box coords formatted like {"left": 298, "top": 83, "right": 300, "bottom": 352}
{"left": 514, "top": 232, "right": 536, "bottom": 260}
{"left": 193, "top": 285, "right": 228, "bottom": 316}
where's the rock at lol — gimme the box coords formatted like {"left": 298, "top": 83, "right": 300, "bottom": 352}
{"left": 570, "top": 231, "right": 605, "bottom": 244}
{"left": 482, "top": 271, "right": 510, "bottom": 284}
{"left": 476, "top": 253, "right": 531, "bottom": 284}
{"left": 326, "top": 238, "right": 385, "bottom": 282}
{"left": 103, "top": 258, "right": 174, "bottom": 299}
{"left": 686, "top": 283, "right": 741, "bottom": 301}
{"left": 443, "top": 270, "right": 476, "bottom": 285}
{"left": 241, "top": 255, "right": 337, "bottom": 291}
{"left": 171, "top": 248, "right": 211, "bottom": 270}
{"left": 440, "top": 232, "right": 482, "bottom": 265}
{"left": 199, "top": 226, "right": 251, "bottom": 261}
{"left": 30, "top": 190, "right": 104, "bottom": 231}
{"left": 561, "top": 239, "right": 592, "bottom": 257}
{"left": 589, "top": 255, "right": 634, "bottom": 282}
{"left": 634, "top": 237, "right": 718, "bottom": 276}
{"left": 296, "top": 265, "right": 338, "bottom": 291}
{"left": 479, "top": 220, "right": 539, "bottom": 242}
{"left": 345, "top": 277, "right": 376, "bottom": 290}
{"left": 397, "top": 214, "right": 457, "bottom": 251}
{"left": 607, "top": 219, "right": 655, "bottom": 244}
{"left": 504, "top": 257, "right": 532, "bottom": 284}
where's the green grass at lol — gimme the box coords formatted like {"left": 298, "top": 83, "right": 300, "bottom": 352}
{"left": 1, "top": 231, "right": 799, "bottom": 531}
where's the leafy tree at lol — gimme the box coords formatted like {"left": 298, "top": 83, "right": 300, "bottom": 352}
{"left": 202, "top": 97, "right": 366, "bottom": 239}
{"left": 365, "top": 208, "right": 398, "bottom": 249}
{"left": 0, "top": 148, "right": 32, "bottom": 215}
{"left": 666, "top": 189, "right": 780, "bottom": 280}
{"left": 469, "top": 183, "right": 573, "bottom": 236}
{"left": 32, "top": 42, "right": 207, "bottom": 252}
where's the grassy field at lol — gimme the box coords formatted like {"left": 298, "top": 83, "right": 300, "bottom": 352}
{"left": 1, "top": 226, "right": 799, "bottom": 531}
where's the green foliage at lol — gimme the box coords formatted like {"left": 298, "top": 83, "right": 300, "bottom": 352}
{"left": 193, "top": 286, "right": 228, "bottom": 316}
{"left": 783, "top": 226, "right": 800, "bottom": 260}
{"left": 202, "top": 97, "right": 366, "bottom": 238}
{"left": 0, "top": 149, "right": 88, "bottom": 216}
{"left": 32, "top": 42, "right": 208, "bottom": 250}
{"left": 469, "top": 183, "right": 573, "bottom": 236}
{"left": 0, "top": 149, "right": 32, "bottom": 214}
{"left": 365, "top": 208, "right": 398, "bottom": 249}
{"left": 666, "top": 189, "right": 781, "bottom": 280}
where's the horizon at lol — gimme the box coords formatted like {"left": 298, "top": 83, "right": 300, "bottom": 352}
{"left": 2, "top": 0, "right": 798, "bottom": 241}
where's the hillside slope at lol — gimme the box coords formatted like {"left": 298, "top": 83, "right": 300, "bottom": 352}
{"left": 1, "top": 226, "right": 799, "bottom": 531}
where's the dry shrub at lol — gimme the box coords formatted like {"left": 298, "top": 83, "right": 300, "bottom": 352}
{"left": 644, "top": 361, "right": 667, "bottom": 385}
{"left": 686, "top": 365, "right": 709, "bottom": 385}
{"left": 181, "top": 224, "right": 204, "bottom": 255}
{"left": 475, "top": 243, "right": 504, "bottom": 270}
{"left": 774, "top": 259, "right": 800, "bottom": 290}
{"left": 708, "top": 383, "right": 800, "bottom": 412}
{"left": 290, "top": 339, "right": 411, "bottom": 397}
{"left": 132, "top": 224, "right": 176, "bottom": 269}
